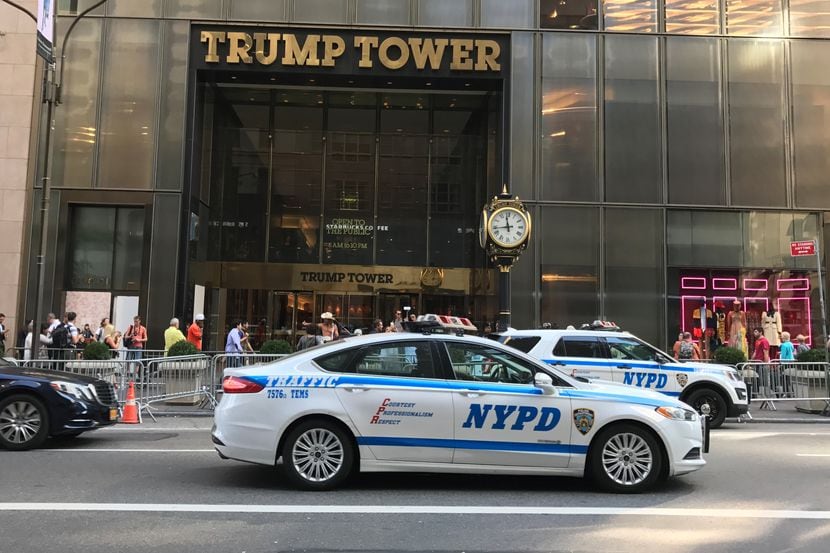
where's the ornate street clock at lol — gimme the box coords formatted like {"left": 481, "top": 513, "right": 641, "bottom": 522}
{"left": 480, "top": 185, "right": 532, "bottom": 331}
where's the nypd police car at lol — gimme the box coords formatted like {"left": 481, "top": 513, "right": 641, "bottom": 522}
{"left": 213, "top": 332, "right": 707, "bottom": 493}
{"left": 493, "top": 324, "right": 749, "bottom": 428}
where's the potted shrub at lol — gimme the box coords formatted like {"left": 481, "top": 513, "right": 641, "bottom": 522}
{"left": 790, "top": 347, "right": 829, "bottom": 413}
{"left": 712, "top": 346, "right": 747, "bottom": 367}
{"left": 64, "top": 341, "right": 118, "bottom": 380}
{"left": 83, "top": 342, "right": 112, "bottom": 360}
{"left": 260, "top": 339, "right": 292, "bottom": 355}
{"left": 161, "top": 340, "right": 208, "bottom": 406}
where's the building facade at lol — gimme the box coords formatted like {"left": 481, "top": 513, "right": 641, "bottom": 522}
{"left": 12, "top": 0, "right": 830, "bottom": 352}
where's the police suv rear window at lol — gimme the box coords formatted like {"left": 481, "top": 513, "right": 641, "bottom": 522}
{"left": 500, "top": 336, "right": 541, "bottom": 353}
{"left": 553, "top": 337, "right": 605, "bottom": 358}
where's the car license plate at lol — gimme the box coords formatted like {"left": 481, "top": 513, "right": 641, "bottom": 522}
{"left": 109, "top": 408, "right": 118, "bottom": 421}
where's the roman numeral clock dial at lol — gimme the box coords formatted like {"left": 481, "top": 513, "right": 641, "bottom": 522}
{"left": 486, "top": 207, "right": 529, "bottom": 249}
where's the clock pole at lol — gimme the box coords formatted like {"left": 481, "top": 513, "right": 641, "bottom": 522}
{"left": 480, "top": 184, "right": 532, "bottom": 333}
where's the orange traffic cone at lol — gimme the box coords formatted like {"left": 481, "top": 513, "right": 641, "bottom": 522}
{"left": 121, "top": 381, "right": 140, "bottom": 424}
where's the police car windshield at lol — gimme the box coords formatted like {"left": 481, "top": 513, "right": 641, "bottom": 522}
{"left": 606, "top": 336, "right": 673, "bottom": 364}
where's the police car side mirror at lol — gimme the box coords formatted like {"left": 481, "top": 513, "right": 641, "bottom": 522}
{"left": 534, "top": 372, "right": 557, "bottom": 396}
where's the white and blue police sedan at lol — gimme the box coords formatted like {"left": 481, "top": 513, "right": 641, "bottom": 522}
{"left": 213, "top": 333, "right": 708, "bottom": 493}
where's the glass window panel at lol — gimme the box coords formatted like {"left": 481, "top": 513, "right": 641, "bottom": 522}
{"left": 112, "top": 208, "right": 145, "bottom": 291}
{"left": 230, "top": 0, "right": 287, "bottom": 20}
{"left": 666, "top": 38, "right": 725, "bottom": 205}
{"left": 791, "top": 41, "right": 830, "bottom": 209}
{"left": 602, "top": 0, "right": 656, "bottom": 32}
{"left": 97, "top": 19, "right": 160, "bottom": 189}
{"left": 481, "top": 0, "right": 534, "bottom": 28}
{"left": 743, "top": 212, "right": 821, "bottom": 269}
{"left": 667, "top": 210, "right": 743, "bottom": 267}
{"left": 540, "top": 207, "right": 600, "bottom": 328}
{"left": 58, "top": 0, "right": 106, "bottom": 15}
{"left": 418, "top": 0, "right": 472, "bottom": 26}
{"left": 541, "top": 33, "right": 597, "bottom": 201}
{"left": 294, "top": 0, "right": 349, "bottom": 23}
{"left": 68, "top": 207, "right": 116, "bottom": 290}
{"left": 665, "top": 0, "right": 720, "bottom": 34}
{"left": 357, "top": 0, "right": 411, "bottom": 25}
{"left": 165, "top": 0, "right": 223, "bottom": 18}
{"left": 727, "top": 40, "right": 786, "bottom": 207}
{"left": 52, "top": 18, "right": 101, "bottom": 189}
{"left": 157, "top": 21, "right": 189, "bottom": 191}
{"left": 790, "top": 0, "right": 830, "bottom": 37}
{"left": 725, "top": 0, "right": 782, "bottom": 35}
{"left": 107, "top": 0, "right": 162, "bottom": 17}
{"left": 604, "top": 36, "right": 661, "bottom": 203}
{"left": 510, "top": 32, "right": 534, "bottom": 200}
{"left": 605, "top": 208, "right": 664, "bottom": 345}
{"left": 541, "top": 0, "right": 599, "bottom": 29}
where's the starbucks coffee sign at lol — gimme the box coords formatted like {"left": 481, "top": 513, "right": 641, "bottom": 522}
{"left": 191, "top": 26, "right": 508, "bottom": 78}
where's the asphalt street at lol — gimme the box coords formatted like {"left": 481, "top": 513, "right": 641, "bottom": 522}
{"left": 1, "top": 419, "right": 829, "bottom": 553}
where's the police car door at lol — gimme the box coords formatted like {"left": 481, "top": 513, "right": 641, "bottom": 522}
{"left": 332, "top": 340, "right": 454, "bottom": 463}
{"left": 604, "top": 336, "right": 678, "bottom": 395}
{"left": 443, "top": 342, "right": 572, "bottom": 468}
{"left": 552, "top": 336, "right": 612, "bottom": 382}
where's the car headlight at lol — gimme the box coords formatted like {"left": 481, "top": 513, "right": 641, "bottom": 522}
{"left": 655, "top": 406, "right": 697, "bottom": 421}
{"left": 51, "top": 380, "right": 96, "bottom": 401}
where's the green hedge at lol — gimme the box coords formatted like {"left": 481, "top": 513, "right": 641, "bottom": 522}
{"left": 796, "top": 348, "right": 827, "bottom": 363}
{"left": 167, "top": 340, "right": 198, "bottom": 357}
{"left": 83, "top": 341, "right": 111, "bottom": 360}
{"left": 712, "top": 346, "right": 747, "bottom": 366}
{"left": 260, "top": 339, "right": 292, "bottom": 354}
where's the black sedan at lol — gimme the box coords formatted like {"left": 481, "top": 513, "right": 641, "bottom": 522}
{"left": 0, "top": 358, "right": 119, "bottom": 450}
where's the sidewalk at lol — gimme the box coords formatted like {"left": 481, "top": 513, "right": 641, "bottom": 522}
{"left": 741, "top": 405, "right": 830, "bottom": 423}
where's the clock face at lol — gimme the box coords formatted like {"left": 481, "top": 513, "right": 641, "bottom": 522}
{"left": 487, "top": 207, "right": 529, "bottom": 248}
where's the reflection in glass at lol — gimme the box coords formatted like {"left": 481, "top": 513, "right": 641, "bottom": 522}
{"left": 357, "top": 0, "right": 410, "bottom": 24}
{"left": 481, "top": 0, "right": 534, "bottom": 28}
{"left": 53, "top": 18, "right": 101, "bottom": 188}
{"left": 97, "top": 19, "right": 160, "bottom": 189}
{"left": 418, "top": 0, "right": 472, "bottom": 26}
{"left": 294, "top": 0, "right": 349, "bottom": 23}
{"left": 112, "top": 208, "right": 145, "bottom": 291}
{"left": 165, "top": 0, "right": 222, "bottom": 18}
{"left": 68, "top": 207, "right": 116, "bottom": 290}
{"left": 667, "top": 210, "right": 743, "bottom": 267}
{"left": 107, "top": 0, "right": 162, "bottom": 17}
{"left": 539, "top": 207, "right": 600, "bottom": 328}
{"left": 791, "top": 41, "right": 830, "bottom": 208}
{"left": 665, "top": 0, "right": 720, "bottom": 34}
{"left": 725, "top": 0, "right": 782, "bottom": 35}
{"left": 541, "top": 0, "right": 599, "bottom": 29}
{"left": 666, "top": 38, "right": 725, "bottom": 205}
{"left": 541, "top": 34, "right": 597, "bottom": 201}
{"left": 230, "top": 0, "right": 287, "bottom": 20}
{"left": 790, "top": 0, "right": 830, "bottom": 37}
{"left": 157, "top": 21, "right": 189, "bottom": 190}
{"left": 603, "top": 0, "right": 657, "bottom": 32}
{"left": 605, "top": 209, "right": 664, "bottom": 345}
{"left": 604, "top": 36, "right": 661, "bottom": 203}
{"left": 727, "top": 40, "right": 786, "bottom": 207}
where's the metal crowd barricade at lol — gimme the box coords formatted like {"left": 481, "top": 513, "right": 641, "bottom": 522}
{"left": 19, "top": 358, "right": 132, "bottom": 403}
{"left": 137, "top": 354, "right": 215, "bottom": 420}
{"left": 737, "top": 361, "right": 830, "bottom": 415}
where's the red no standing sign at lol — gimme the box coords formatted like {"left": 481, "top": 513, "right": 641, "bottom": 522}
{"left": 790, "top": 240, "right": 816, "bottom": 257}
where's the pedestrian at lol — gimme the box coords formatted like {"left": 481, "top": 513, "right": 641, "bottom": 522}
{"left": 0, "top": 312, "right": 8, "bottom": 355}
{"left": 81, "top": 323, "right": 94, "bottom": 344}
{"left": 752, "top": 327, "right": 770, "bottom": 363}
{"left": 320, "top": 312, "right": 339, "bottom": 342}
{"left": 241, "top": 321, "right": 254, "bottom": 353}
{"left": 795, "top": 334, "right": 810, "bottom": 355}
{"left": 95, "top": 318, "right": 109, "bottom": 342}
{"left": 392, "top": 310, "right": 404, "bottom": 332}
{"left": 225, "top": 320, "right": 244, "bottom": 367}
{"left": 187, "top": 314, "right": 205, "bottom": 351}
{"left": 677, "top": 332, "right": 700, "bottom": 361}
{"left": 125, "top": 315, "right": 147, "bottom": 365}
{"left": 671, "top": 332, "right": 684, "bottom": 360}
{"left": 65, "top": 312, "right": 82, "bottom": 358}
{"left": 779, "top": 331, "right": 795, "bottom": 361}
{"left": 368, "top": 319, "right": 384, "bottom": 334}
{"left": 164, "top": 318, "right": 186, "bottom": 355}
{"left": 24, "top": 323, "right": 51, "bottom": 361}
{"left": 297, "top": 323, "right": 322, "bottom": 350}
{"left": 103, "top": 325, "right": 119, "bottom": 353}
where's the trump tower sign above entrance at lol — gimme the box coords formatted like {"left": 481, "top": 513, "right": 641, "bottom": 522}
{"left": 191, "top": 26, "right": 508, "bottom": 79}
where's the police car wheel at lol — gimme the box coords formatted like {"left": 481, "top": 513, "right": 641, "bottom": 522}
{"left": 685, "top": 388, "right": 727, "bottom": 429}
{"left": 281, "top": 419, "right": 354, "bottom": 491}
{"left": 0, "top": 394, "right": 50, "bottom": 451}
{"left": 590, "top": 424, "right": 664, "bottom": 493}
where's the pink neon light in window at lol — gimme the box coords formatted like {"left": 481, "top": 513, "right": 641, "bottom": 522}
{"left": 681, "top": 296, "right": 706, "bottom": 334}
{"left": 744, "top": 297, "right": 769, "bottom": 313}
{"left": 742, "top": 278, "right": 768, "bottom": 291}
{"left": 712, "top": 278, "right": 737, "bottom": 290}
{"left": 681, "top": 277, "right": 707, "bottom": 290}
{"left": 777, "top": 297, "right": 812, "bottom": 346}
{"left": 777, "top": 278, "right": 810, "bottom": 291}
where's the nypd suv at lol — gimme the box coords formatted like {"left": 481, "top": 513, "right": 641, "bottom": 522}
{"left": 213, "top": 332, "right": 707, "bottom": 493}
{"left": 494, "top": 324, "right": 749, "bottom": 428}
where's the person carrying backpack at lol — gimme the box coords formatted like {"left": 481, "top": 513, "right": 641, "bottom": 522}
{"left": 677, "top": 332, "right": 700, "bottom": 361}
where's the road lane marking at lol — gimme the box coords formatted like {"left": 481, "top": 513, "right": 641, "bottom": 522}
{"left": 715, "top": 431, "right": 830, "bottom": 441}
{"left": 0, "top": 504, "right": 829, "bottom": 519}
{"left": 98, "top": 428, "right": 212, "bottom": 432}
{"left": 36, "top": 449, "right": 215, "bottom": 453}
{"left": 796, "top": 454, "right": 830, "bottom": 457}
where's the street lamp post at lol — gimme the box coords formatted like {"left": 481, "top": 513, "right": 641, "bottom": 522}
{"left": 2, "top": 0, "right": 108, "bottom": 360}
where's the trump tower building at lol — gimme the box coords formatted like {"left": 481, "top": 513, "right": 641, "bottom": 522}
{"left": 14, "top": 0, "right": 830, "bottom": 351}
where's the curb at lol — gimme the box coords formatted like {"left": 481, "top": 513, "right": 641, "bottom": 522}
{"left": 740, "top": 418, "right": 830, "bottom": 424}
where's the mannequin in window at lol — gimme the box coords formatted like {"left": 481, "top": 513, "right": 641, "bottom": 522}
{"left": 714, "top": 301, "right": 727, "bottom": 344}
{"left": 762, "top": 307, "right": 782, "bottom": 357}
{"left": 725, "top": 299, "right": 748, "bottom": 356}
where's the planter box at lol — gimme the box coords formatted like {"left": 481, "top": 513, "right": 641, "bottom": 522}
{"left": 159, "top": 357, "right": 210, "bottom": 406}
